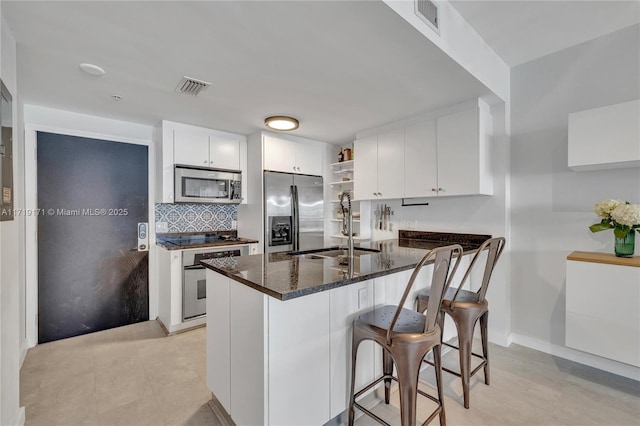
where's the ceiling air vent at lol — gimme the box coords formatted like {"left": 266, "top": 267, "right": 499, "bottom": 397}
{"left": 175, "top": 76, "right": 211, "bottom": 96}
{"left": 415, "top": 0, "right": 439, "bottom": 33}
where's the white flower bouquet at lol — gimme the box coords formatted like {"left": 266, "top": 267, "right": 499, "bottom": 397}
{"left": 589, "top": 199, "right": 640, "bottom": 239}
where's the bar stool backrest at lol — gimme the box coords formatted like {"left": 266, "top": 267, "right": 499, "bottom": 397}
{"left": 450, "top": 237, "right": 506, "bottom": 309}
{"left": 385, "top": 244, "right": 464, "bottom": 345}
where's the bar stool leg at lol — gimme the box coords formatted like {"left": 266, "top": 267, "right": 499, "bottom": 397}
{"left": 348, "top": 334, "right": 363, "bottom": 426}
{"left": 432, "top": 344, "right": 446, "bottom": 426}
{"left": 394, "top": 351, "right": 423, "bottom": 426}
{"left": 480, "top": 312, "right": 490, "bottom": 385}
{"left": 455, "top": 317, "right": 476, "bottom": 409}
{"left": 383, "top": 349, "right": 394, "bottom": 404}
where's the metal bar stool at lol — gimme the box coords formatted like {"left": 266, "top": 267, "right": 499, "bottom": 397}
{"left": 416, "top": 237, "right": 506, "bottom": 409}
{"left": 348, "top": 244, "right": 464, "bottom": 426}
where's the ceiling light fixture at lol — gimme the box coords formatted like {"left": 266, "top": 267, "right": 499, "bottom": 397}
{"left": 79, "top": 63, "right": 106, "bottom": 76}
{"left": 264, "top": 116, "right": 299, "bottom": 131}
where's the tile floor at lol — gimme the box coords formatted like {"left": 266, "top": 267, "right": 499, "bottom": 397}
{"left": 20, "top": 320, "right": 640, "bottom": 426}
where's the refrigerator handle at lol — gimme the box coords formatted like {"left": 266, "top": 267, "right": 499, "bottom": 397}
{"left": 291, "top": 184, "right": 300, "bottom": 251}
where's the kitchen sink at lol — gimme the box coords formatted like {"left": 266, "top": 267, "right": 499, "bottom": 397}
{"left": 293, "top": 247, "right": 381, "bottom": 260}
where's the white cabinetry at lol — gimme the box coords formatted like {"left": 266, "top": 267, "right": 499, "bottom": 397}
{"left": 566, "top": 252, "right": 640, "bottom": 367}
{"left": 156, "top": 120, "right": 247, "bottom": 203}
{"left": 264, "top": 134, "right": 323, "bottom": 175}
{"left": 356, "top": 99, "right": 492, "bottom": 200}
{"left": 404, "top": 120, "right": 437, "bottom": 197}
{"left": 568, "top": 99, "right": 640, "bottom": 171}
{"left": 206, "top": 256, "right": 472, "bottom": 425}
{"left": 157, "top": 247, "right": 207, "bottom": 334}
{"left": 354, "top": 128, "right": 405, "bottom": 200}
{"left": 435, "top": 101, "right": 492, "bottom": 197}
{"left": 173, "top": 125, "right": 210, "bottom": 167}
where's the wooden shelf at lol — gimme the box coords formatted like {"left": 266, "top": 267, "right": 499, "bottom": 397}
{"left": 331, "top": 219, "right": 360, "bottom": 223}
{"left": 330, "top": 180, "right": 354, "bottom": 186}
{"left": 567, "top": 251, "right": 640, "bottom": 267}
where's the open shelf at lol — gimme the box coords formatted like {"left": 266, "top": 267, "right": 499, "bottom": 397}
{"left": 330, "top": 160, "right": 354, "bottom": 168}
{"left": 330, "top": 180, "right": 354, "bottom": 186}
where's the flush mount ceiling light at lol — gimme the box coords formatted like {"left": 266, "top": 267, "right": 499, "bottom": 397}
{"left": 264, "top": 116, "right": 299, "bottom": 131}
{"left": 79, "top": 63, "right": 106, "bottom": 76}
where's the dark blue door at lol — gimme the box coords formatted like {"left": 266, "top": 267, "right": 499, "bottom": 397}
{"left": 37, "top": 132, "right": 149, "bottom": 343}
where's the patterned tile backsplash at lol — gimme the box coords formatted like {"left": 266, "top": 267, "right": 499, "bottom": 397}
{"left": 154, "top": 203, "right": 237, "bottom": 233}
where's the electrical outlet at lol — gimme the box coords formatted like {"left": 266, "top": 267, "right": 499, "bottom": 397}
{"left": 231, "top": 220, "right": 238, "bottom": 229}
{"left": 358, "top": 288, "right": 368, "bottom": 309}
{"left": 156, "top": 222, "right": 168, "bottom": 233}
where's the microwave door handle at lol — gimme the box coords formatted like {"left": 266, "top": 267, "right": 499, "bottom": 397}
{"left": 292, "top": 185, "right": 300, "bottom": 251}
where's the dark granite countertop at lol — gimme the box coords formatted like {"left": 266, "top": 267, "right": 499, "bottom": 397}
{"left": 156, "top": 231, "right": 258, "bottom": 250}
{"left": 201, "top": 231, "right": 490, "bottom": 301}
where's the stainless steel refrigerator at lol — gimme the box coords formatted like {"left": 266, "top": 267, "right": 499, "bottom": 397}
{"left": 264, "top": 171, "right": 324, "bottom": 253}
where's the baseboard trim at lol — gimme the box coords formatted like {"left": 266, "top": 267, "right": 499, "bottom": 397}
{"left": 19, "top": 339, "right": 29, "bottom": 369}
{"left": 207, "top": 394, "right": 235, "bottom": 426}
{"left": 156, "top": 316, "right": 206, "bottom": 335}
{"left": 511, "top": 333, "right": 640, "bottom": 381}
{"left": 14, "top": 406, "right": 26, "bottom": 426}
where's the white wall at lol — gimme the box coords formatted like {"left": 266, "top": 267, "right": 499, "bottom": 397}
{"left": 510, "top": 24, "right": 640, "bottom": 376}
{"left": 1, "top": 9, "right": 25, "bottom": 426}
{"left": 383, "top": 0, "right": 510, "bottom": 103}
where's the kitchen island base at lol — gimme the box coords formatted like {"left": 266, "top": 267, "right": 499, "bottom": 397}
{"left": 206, "top": 263, "right": 469, "bottom": 425}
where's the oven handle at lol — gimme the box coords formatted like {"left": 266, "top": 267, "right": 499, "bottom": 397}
{"left": 184, "top": 265, "right": 206, "bottom": 270}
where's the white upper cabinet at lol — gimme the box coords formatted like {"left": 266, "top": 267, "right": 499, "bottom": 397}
{"left": 568, "top": 99, "right": 640, "bottom": 171}
{"left": 156, "top": 121, "right": 247, "bottom": 203}
{"left": 377, "top": 129, "right": 405, "bottom": 199}
{"left": 404, "top": 120, "right": 437, "bottom": 198}
{"left": 173, "top": 126, "right": 211, "bottom": 167}
{"left": 173, "top": 125, "right": 241, "bottom": 170}
{"left": 436, "top": 101, "right": 492, "bottom": 197}
{"left": 354, "top": 135, "right": 378, "bottom": 199}
{"left": 263, "top": 135, "right": 323, "bottom": 176}
{"left": 209, "top": 133, "right": 241, "bottom": 170}
{"left": 356, "top": 99, "right": 493, "bottom": 200}
{"left": 354, "top": 129, "right": 405, "bottom": 200}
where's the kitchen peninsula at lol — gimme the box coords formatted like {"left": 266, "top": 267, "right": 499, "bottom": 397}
{"left": 202, "top": 231, "right": 489, "bottom": 425}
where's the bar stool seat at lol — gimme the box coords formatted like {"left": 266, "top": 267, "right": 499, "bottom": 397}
{"left": 348, "top": 245, "right": 464, "bottom": 426}
{"left": 416, "top": 237, "right": 505, "bottom": 410}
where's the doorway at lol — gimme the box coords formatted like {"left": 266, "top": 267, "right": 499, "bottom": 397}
{"left": 37, "top": 132, "right": 149, "bottom": 343}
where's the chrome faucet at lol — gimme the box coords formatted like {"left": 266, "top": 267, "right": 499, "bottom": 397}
{"left": 338, "top": 189, "right": 354, "bottom": 261}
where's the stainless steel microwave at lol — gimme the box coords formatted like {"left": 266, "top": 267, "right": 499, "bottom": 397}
{"left": 174, "top": 165, "right": 242, "bottom": 204}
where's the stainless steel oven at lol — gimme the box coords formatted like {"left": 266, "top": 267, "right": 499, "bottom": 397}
{"left": 182, "top": 245, "right": 248, "bottom": 321}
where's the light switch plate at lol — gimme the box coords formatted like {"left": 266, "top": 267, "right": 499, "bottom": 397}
{"left": 156, "top": 221, "right": 168, "bottom": 233}
{"left": 231, "top": 220, "right": 237, "bottom": 229}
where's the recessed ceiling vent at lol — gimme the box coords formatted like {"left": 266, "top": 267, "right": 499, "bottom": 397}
{"left": 175, "top": 76, "right": 211, "bottom": 96}
{"left": 415, "top": 0, "right": 439, "bottom": 33}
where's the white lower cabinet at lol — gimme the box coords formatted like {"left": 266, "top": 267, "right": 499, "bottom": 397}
{"left": 206, "top": 257, "right": 473, "bottom": 425}
{"left": 566, "top": 254, "right": 640, "bottom": 367}
{"left": 329, "top": 280, "right": 377, "bottom": 418}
